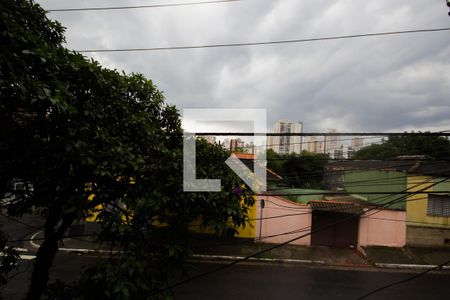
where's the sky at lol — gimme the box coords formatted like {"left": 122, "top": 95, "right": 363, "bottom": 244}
{"left": 36, "top": 0, "right": 450, "bottom": 133}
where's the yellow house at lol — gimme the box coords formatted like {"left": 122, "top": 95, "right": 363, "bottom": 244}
{"left": 85, "top": 193, "right": 257, "bottom": 239}
{"left": 188, "top": 197, "right": 257, "bottom": 238}
{"left": 84, "top": 152, "right": 271, "bottom": 240}
{"left": 406, "top": 175, "right": 450, "bottom": 246}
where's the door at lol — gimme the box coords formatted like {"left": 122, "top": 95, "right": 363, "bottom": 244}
{"left": 311, "top": 211, "right": 359, "bottom": 247}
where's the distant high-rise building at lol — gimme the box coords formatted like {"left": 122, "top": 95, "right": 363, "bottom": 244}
{"left": 337, "top": 145, "right": 356, "bottom": 159}
{"left": 204, "top": 135, "right": 216, "bottom": 144}
{"left": 244, "top": 141, "right": 255, "bottom": 154}
{"left": 269, "top": 120, "right": 303, "bottom": 155}
{"left": 347, "top": 146, "right": 356, "bottom": 159}
{"left": 230, "top": 138, "right": 245, "bottom": 152}
{"left": 222, "top": 138, "right": 230, "bottom": 150}
{"left": 325, "top": 128, "right": 340, "bottom": 158}
{"left": 306, "top": 136, "right": 325, "bottom": 154}
{"left": 351, "top": 137, "right": 364, "bottom": 150}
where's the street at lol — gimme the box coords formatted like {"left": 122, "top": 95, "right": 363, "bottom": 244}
{"left": 173, "top": 262, "right": 450, "bottom": 300}
{"left": 1, "top": 215, "right": 449, "bottom": 299}
{"left": 3, "top": 253, "right": 449, "bottom": 299}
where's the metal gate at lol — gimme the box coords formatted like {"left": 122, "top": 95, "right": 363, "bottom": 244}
{"left": 311, "top": 211, "right": 359, "bottom": 248}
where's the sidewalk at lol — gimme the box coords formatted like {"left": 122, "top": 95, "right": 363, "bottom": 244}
{"left": 189, "top": 235, "right": 369, "bottom": 267}
{"left": 26, "top": 231, "right": 450, "bottom": 270}
{"left": 362, "top": 246, "right": 450, "bottom": 269}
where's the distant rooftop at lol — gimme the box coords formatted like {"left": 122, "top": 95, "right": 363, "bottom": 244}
{"left": 327, "top": 159, "right": 450, "bottom": 177}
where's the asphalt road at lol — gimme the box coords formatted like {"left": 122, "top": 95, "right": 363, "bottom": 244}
{"left": 6, "top": 256, "right": 449, "bottom": 300}
{"left": 172, "top": 262, "right": 450, "bottom": 300}
{"left": 4, "top": 256, "right": 450, "bottom": 300}
{"left": 2, "top": 253, "right": 99, "bottom": 299}
{"left": 0, "top": 212, "right": 43, "bottom": 243}
{"left": 1, "top": 215, "right": 449, "bottom": 299}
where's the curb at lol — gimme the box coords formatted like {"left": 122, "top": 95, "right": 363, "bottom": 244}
{"left": 191, "top": 254, "right": 325, "bottom": 264}
{"left": 29, "top": 231, "right": 121, "bottom": 255}
{"left": 374, "top": 263, "right": 450, "bottom": 270}
{"left": 27, "top": 231, "right": 449, "bottom": 271}
{"left": 59, "top": 248, "right": 120, "bottom": 254}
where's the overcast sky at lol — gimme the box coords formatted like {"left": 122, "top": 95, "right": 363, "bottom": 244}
{"left": 37, "top": 0, "right": 450, "bottom": 133}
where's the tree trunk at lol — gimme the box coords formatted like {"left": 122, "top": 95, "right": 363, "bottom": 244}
{"left": 26, "top": 213, "right": 74, "bottom": 300}
{"left": 26, "top": 234, "right": 59, "bottom": 300}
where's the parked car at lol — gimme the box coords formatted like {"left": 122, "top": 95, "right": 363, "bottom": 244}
{"left": 1, "top": 181, "right": 33, "bottom": 206}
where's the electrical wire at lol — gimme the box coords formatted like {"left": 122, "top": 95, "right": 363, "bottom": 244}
{"left": 154, "top": 177, "right": 448, "bottom": 294}
{"left": 261, "top": 191, "right": 450, "bottom": 197}
{"left": 47, "top": 0, "right": 241, "bottom": 12}
{"left": 4, "top": 196, "right": 440, "bottom": 243}
{"left": 0, "top": 175, "right": 428, "bottom": 242}
{"left": 195, "top": 132, "right": 450, "bottom": 137}
{"left": 253, "top": 196, "right": 437, "bottom": 225}
{"left": 0, "top": 212, "right": 101, "bottom": 246}
{"left": 356, "top": 259, "right": 450, "bottom": 299}
{"left": 3, "top": 178, "right": 447, "bottom": 298}
{"left": 0, "top": 213, "right": 42, "bottom": 230}
{"left": 76, "top": 28, "right": 450, "bottom": 53}
{"left": 236, "top": 176, "right": 442, "bottom": 263}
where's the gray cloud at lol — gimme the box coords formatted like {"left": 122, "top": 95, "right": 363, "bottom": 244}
{"left": 40, "top": 0, "right": 450, "bottom": 132}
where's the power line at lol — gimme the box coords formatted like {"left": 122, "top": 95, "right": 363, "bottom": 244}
{"left": 6, "top": 179, "right": 445, "bottom": 296}
{"left": 155, "top": 177, "right": 447, "bottom": 294}
{"left": 0, "top": 212, "right": 103, "bottom": 246}
{"left": 195, "top": 132, "right": 450, "bottom": 136}
{"left": 47, "top": 0, "right": 240, "bottom": 12}
{"left": 0, "top": 213, "right": 42, "bottom": 230}
{"left": 2, "top": 177, "right": 437, "bottom": 242}
{"left": 253, "top": 196, "right": 440, "bottom": 225}
{"left": 268, "top": 180, "right": 408, "bottom": 190}
{"left": 252, "top": 195, "right": 427, "bottom": 223}
{"left": 357, "top": 259, "right": 450, "bottom": 299}
{"left": 76, "top": 28, "right": 450, "bottom": 53}
{"left": 6, "top": 233, "right": 98, "bottom": 244}
{"left": 253, "top": 184, "right": 437, "bottom": 241}
{"left": 256, "top": 198, "right": 442, "bottom": 244}
{"left": 261, "top": 191, "right": 450, "bottom": 197}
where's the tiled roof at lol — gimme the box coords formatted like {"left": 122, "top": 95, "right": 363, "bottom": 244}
{"left": 309, "top": 200, "right": 364, "bottom": 214}
{"left": 231, "top": 152, "right": 255, "bottom": 160}
{"left": 327, "top": 160, "right": 450, "bottom": 177}
{"left": 232, "top": 153, "right": 283, "bottom": 182}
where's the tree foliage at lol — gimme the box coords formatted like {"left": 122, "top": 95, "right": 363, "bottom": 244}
{"left": 267, "top": 150, "right": 329, "bottom": 188}
{"left": 0, "top": 230, "right": 19, "bottom": 294}
{"left": 0, "top": 1, "right": 254, "bottom": 298}
{"left": 352, "top": 134, "right": 450, "bottom": 160}
{"left": 282, "top": 151, "right": 329, "bottom": 188}
{"left": 266, "top": 149, "right": 283, "bottom": 175}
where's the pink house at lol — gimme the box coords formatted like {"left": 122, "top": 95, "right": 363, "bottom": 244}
{"left": 255, "top": 195, "right": 406, "bottom": 248}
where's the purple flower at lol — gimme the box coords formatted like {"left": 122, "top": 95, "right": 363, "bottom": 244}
{"left": 232, "top": 187, "right": 243, "bottom": 196}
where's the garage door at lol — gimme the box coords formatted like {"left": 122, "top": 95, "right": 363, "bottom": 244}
{"left": 311, "top": 211, "right": 359, "bottom": 248}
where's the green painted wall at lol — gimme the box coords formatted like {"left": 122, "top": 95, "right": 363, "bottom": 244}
{"left": 271, "top": 188, "right": 329, "bottom": 204}
{"left": 343, "top": 170, "right": 407, "bottom": 210}
{"left": 433, "top": 179, "right": 450, "bottom": 194}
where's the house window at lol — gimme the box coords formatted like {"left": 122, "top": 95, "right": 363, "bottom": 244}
{"left": 427, "top": 194, "right": 450, "bottom": 217}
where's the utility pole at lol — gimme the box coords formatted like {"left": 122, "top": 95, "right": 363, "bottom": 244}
{"left": 299, "top": 121, "right": 303, "bottom": 153}
{"left": 259, "top": 198, "right": 265, "bottom": 242}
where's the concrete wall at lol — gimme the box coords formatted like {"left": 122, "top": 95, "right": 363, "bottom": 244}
{"left": 407, "top": 225, "right": 450, "bottom": 247}
{"left": 255, "top": 195, "right": 311, "bottom": 246}
{"left": 359, "top": 209, "right": 406, "bottom": 247}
